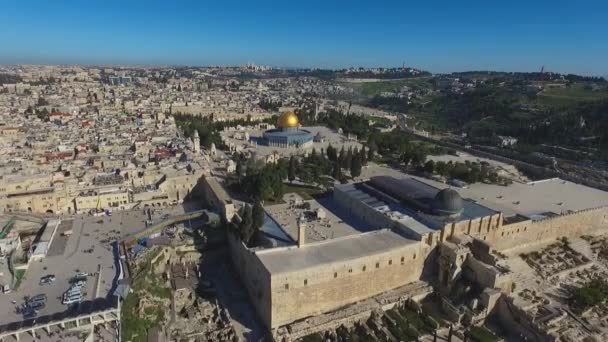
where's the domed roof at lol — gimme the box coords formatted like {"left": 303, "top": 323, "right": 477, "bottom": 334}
{"left": 276, "top": 111, "right": 299, "bottom": 128}
{"left": 433, "top": 188, "right": 463, "bottom": 216}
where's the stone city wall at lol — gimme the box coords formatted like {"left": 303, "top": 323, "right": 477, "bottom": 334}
{"left": 443, "top": 213, "right": 503, "bottom": 243}
{"left": 267, "top": 241, "right": 428, "bottom": 329}
{"left": 227, "top": 233, "right": 273, "bottom": 329}
{"left": 481, "top": 206, "right": 608, "bottom": 251}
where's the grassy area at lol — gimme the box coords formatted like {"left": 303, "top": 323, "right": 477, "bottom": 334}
{"left": 13, "top": 269, "right": 26, "bottom": 290}
{"left": 0, "top": 218, "right": 14, "bottom": 238}
{"left": 349, "top": 77, "right": 433, "bottom": 97}
{"left": 537, "top": 84, "right": 608, "bottom": 106}
{"left": 122, "top": 248, "right": 171, "bottom": 342}
{"left": 121, "top": 293, "right": 148, "bottom": 342}
{"left": 405, "top": 109, "right": 451, "bottom": 132}
{"left": 283, "top": 183, "right": 325, "bottom": 200}
{"left": 468, "top": 326, "right": 498, "bottom": 342}
{"left": 570, "top": 278, "right": 608, "bottom": 313}
{"left": 369, "top": 115, "right": 393, "bottom": 126}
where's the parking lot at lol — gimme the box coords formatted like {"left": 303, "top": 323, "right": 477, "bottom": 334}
{"left": 0, "top": 205, "right": 193, "bottom": 328}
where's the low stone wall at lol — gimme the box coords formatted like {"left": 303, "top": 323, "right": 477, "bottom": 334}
{"left": 495, "top": 296, "right": 554, "bottom": 342}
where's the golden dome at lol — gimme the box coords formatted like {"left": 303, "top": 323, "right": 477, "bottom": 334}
{"left": 276, "top": 111, "right": 299, "bottom": 128}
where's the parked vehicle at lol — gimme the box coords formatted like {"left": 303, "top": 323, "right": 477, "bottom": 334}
{"left": 39, "top": 274, "right": 56, "bottom": 285}
{"left": 28, "top": 294, "right": 47, "bottom": 303}
{"left": 23, "top": 308, "right": 37, "bottom": 319}
{"left": 29, "top": 301, "right": 45, "bottom": 310}
{"left": 66, "top": 286, "right": 82, "bottom": 296}
{"left": 72, "top": 280, "right": 86, "bottom": 288}
{"left": 62, "top": 293, "right": 83, "bottom": 305}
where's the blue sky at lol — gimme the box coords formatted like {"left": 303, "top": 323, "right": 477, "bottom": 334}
{"left": 0, "top": 0, "right": 606, "bottom": 75}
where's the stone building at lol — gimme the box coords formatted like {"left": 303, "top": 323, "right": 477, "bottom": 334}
{"left": 261, "top": 111, "right": 313, "bottom": 148}
{"left": 229, "top": 229, "right": 429, "bottom": 330}
{"left": 228, "top": 175, "right": 608, "bottom": 334}
{"left": 199, "top": 176, "right": 235, "bottom": 222}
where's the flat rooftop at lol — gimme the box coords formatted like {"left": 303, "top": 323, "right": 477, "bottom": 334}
{"left": 336, "top": 183, "right": 434, "bottom": 236}
{"left": 408, "top": 176, "right": 608, "bottom": 218}
{"left": 264, "top": 193, "right": 370, "bottom": 243}
{"left": 205, "top": 177, "right": 232, "bottom": 203}
{"left": 365, "top": 176, "right": 496, "bottom": 221}
{"left": 256, "top": 229, "right": 416, "bottom": 275}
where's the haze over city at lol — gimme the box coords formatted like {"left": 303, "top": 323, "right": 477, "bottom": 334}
{"left": 1, "top": 0, "right": 607, "bottom": 75}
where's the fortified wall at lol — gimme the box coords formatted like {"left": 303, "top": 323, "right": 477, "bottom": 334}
{"left": 227, "top": 233, "right": 273, "bottom": 328}
{"left": 446, "top": 206, "right": 608, "bottom": 251}
{"left": 265, "top": 236, "right": 428, "bottom": 329}
{"left": 229, "top": 229, "right": 431, "bottom": 330}
{"left": 442, "top": 212, "right": 503, "bottom": 242}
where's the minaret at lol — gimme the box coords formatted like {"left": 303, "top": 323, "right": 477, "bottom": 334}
{"left": 193, "top": 130, "right": 200, "bottom": 153}
{"left": 297, "top": 215, "right": 306, "bottom": 248}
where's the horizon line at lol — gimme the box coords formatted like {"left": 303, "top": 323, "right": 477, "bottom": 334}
{"left": 1, "top": 62, "right": 606, "bottom": 78}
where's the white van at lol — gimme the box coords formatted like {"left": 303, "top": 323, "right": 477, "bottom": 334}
{"left": 62, "top": 293, "right": 82, "bottom": 305}
{"left": 66, "top": 287, "right": 81, "bottom": 296}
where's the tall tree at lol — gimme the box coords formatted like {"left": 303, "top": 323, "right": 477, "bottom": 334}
{"left": 351, "top": 154, "right": 362, "bottom": 178}
{"left": 288, "top": 156, "right": 296, "bottom": 183}
{"left": 252, "top": 201, "right": 265, "bottom": 230}
{"left": 235, "top": 159, "right": 244, "bottom": 182}
{"left": 332, "top": 162, "right": 342, "bottom": 180}
{"left": 338, "top": 146, "right": 346, "bottom": 168}
{"left": 327, "top": 144, "right": 337, "bottom": 162}
{"left": 345, "top": 147, "right": 353, "bottom": 170}
{"left": 240, "top": 205, "right": 254, "bottom": 244}
{"left": 423, "top": 160, "right": 435, "bottom": 174}
{"left": 359, "top": 146, "right": 367, "bottom": 165}
{"left": 367, "top": 145, "right": 375, "bottom": 162}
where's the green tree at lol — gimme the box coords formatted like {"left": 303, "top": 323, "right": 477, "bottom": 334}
{"left": 327, "top": 144, "right": 337, "bottom": 162}
{"left": 351, "top": 155, "right": 362, "bottom": 178}
{"left": 411, "top": 150, "right": 427, "bottom": 167}
{"left": 423, "top": 160, "right": 435, "bottom": 174}
{"left": 402, "top": 152, "right": 412, "bottom": 166}
{"left": 239, "top": 205, "right": 254, "bottom": 244}
{"left": 235, "top": 159, "right": 244, "bottom": 182}
{"left": 37, "top": 97, "right": 49, "bottom": 106}
{"left": 338, "top": 146, "right": 346, "bottom": 168}
{"left": 288, "top": 156, "right": 296, "bottom": 183}
{"left": 332, "top": 162, "right": 342, "bottom": 180}
{"left": 367, "top": 147, "right": 375, "bottom": 161}
{"left": 435, "top": 161, "right": 448, "bottom": 176}
{"left": 252, "top": 201, "right": 265, "bottom": 230}
{"left": 359, "top": 146, "right": 367, "bottom": 165}
{"left": 345, "top": 147, "right": 353, "bottom": 170}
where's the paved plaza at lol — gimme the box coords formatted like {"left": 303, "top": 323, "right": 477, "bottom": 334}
{"left": 0, "top": 204, "right": 194, "bottom": 334}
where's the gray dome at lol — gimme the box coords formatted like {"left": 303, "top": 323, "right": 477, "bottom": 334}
{"left": 433, "top": 188, "right": 463, "bottom": 216}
